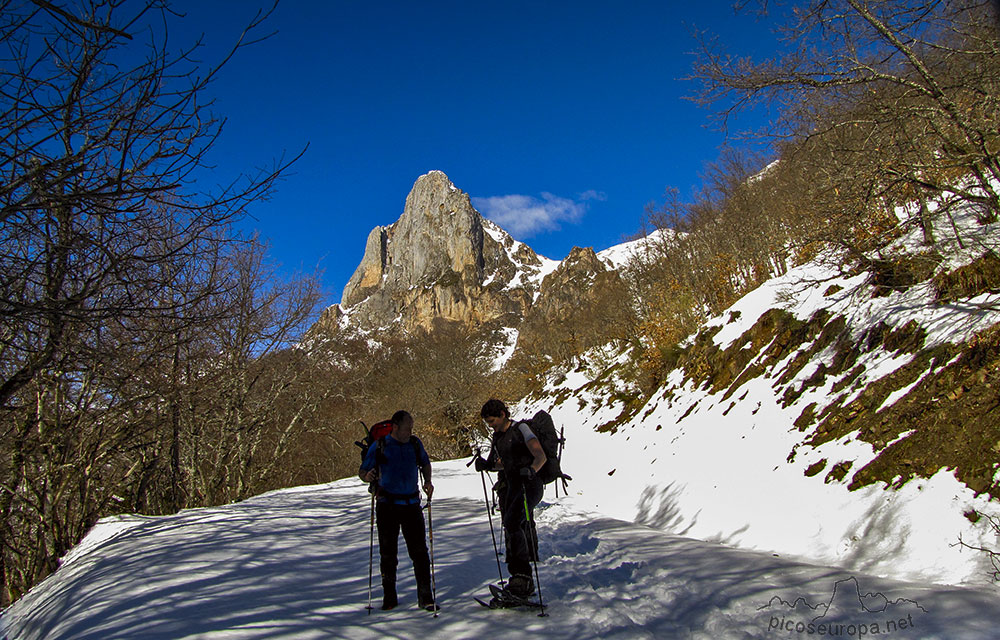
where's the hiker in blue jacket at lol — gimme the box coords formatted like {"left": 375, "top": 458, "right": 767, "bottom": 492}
{"left": 359, "top": 410, "right": 435, "bottom": 611}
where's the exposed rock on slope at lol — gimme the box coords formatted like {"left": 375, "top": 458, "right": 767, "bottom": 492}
{"left": 335, "top": 170, "right": 549, "bottom": 333}
{"left": 516, "top": 246, "right": 630, "bottom": 361}
{"left": 319, "top": 171, "right": 633, "bottom": 367}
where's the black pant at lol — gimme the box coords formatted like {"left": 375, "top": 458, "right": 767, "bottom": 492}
{"left": 376, "top": 501, "right": 431, "bottom": 596}
{"left": 499, "top": 477, "right": 542, "bottom": 577}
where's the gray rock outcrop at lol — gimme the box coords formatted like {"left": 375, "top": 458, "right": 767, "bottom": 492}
{"left": 337, "top": 171, "right": 546, "bottom": 332}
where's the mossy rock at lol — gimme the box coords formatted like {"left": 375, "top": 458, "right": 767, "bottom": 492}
{"left": 933, "top": 252, "right": 1000, "bottom": 302}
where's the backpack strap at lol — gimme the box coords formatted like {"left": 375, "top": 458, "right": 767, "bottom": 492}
{"left": 375, "top": 436, "right": 389, "bottom": 465}
{"left": 375, "top": 435, "right": 426, "bottom": 467}
{"left": 410, "top": 435, "right": 426, "bottom": 466}
{"left": 497, "top": 421, "right": 535, "bottom": 472}
{"left": 373, "top": 435, "right": 426, "bottom": 500}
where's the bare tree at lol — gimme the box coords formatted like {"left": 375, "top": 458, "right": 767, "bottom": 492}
{"left": 692, "top": 1, "right": 1000, "bottom": 252}
{"left": 177, "top": 240, "right": 323, "bottom": 505}
{"left": 0, "top": 0, "right": 311, "bottom": 605}
{"left": 0, "top": 0, "right": 294, "bottom": 408}
{"left": 620, "top": 147, "right": 805, "bottom": 385}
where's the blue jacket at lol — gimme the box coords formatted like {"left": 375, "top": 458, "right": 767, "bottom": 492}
{"left": 361, "top": 435, "right": 430, "bottom": 505}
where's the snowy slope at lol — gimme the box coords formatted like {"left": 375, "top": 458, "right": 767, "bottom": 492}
{"left": 519, "top": 204, "right": 1000, "bottom": 589}
{"left": 3, "top": 459, "right": 1000, "bottom": 640}
{"left": 596, "top": 227, "right": 675, "bottom": 269}
{"left": 482, "top": 217, "right": 561, "bottom": 296}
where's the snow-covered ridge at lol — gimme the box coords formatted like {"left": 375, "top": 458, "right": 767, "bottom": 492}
{"left": 596, "top": 227, "right": 676, "bottom": 269}
{"left": 515, "top": 199, "right": 1000, "bottom": 589}
{"left": 481, "top": 217, "right": 560, "bottom": 297}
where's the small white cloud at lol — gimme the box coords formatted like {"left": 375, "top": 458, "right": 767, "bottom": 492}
{"left": 472, "top": 191, "right": 593, "bottom": 237}
{"left": 579, "top": 189, "right": 607, "bottom": 202}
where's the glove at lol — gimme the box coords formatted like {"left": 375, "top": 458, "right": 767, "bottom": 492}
{"left": 519, "top": 466, "right": 536, "bottom": 480}
{"left": 474, "top": 456, "right": 491, "bottom": 472}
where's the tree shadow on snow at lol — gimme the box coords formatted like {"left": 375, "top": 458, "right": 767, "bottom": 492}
{"left": 7, "top": 479, "right": 1000, "bottom": 639}
{"left": 5, "top": 484, "right": 520, "bottom": 640}
{"left": 536, "top": 513, "right": 1000, "bottom": 639}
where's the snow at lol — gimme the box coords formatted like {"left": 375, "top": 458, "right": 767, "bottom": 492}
{"left": 523, "top": 379, "right": 1000, "bottom": 587}
{"left": 525, "top": 291, "right": 1000, "bottom": 594}
{"left": 536, "top": 253, "right": 561, "bottom": 282}
{"left": 507, "top": 208, "right": 1000, "bottom": 599}
{"left": 596, "top": 228, "right": 674, "bottom": 269}
{"left": 481, "top": 218, "right": 560, "bottom": 295}
{"left": 4, "top": 457, "right": 1000, "bottom": 639}
{"left": 487, "top": 327, "right": 519, "bottom": 373}
{"left": 6, "top": 301, "right": 1000, "bottom": 638}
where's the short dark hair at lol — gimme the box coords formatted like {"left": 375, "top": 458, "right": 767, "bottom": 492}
{"left": 480, "top": 399, "right": 508, "bottom": 420}
{"left": 391, "top": 410, "right": 412, "bottom": 426}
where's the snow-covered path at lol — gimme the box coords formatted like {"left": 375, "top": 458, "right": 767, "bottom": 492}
{"left": 3, "top": 460, "right": 1000, "bottom": 639}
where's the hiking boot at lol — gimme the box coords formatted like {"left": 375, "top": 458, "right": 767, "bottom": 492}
{"left": 507, "top": 573, "right": 534, "bottom": 597}
{"left": 417, "top": 583, "right": 438, "bottom": 611}
{"left": 419, "top": 599, "right": 439, "bottom": 612}
{"left": 381, "top": 583, "right": 398, "bottom": 611}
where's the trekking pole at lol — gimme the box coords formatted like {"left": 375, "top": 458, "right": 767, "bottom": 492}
{"left": 366, "top": 490, "right": 375, "bottom": 614}
{"left": 523, "top": 490, "right": 547, "bottom": 617}
{"left": 481, "top": 468, "right": 506, "bottom": 587}
{"left": 427, "top": 498, "right": 439, "bottom": 618}
{"left": 555, "top": 426, "right": 565, "bottom": 499}
{"left": 469, "top": 450, "right": 505, "bottom": 587}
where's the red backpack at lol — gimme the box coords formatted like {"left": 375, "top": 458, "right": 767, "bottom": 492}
{"left": 355, "top": 419, "right": 424, "bottom": 467}
{"left": 355, "top": 420, "right": 394, "bottom": 463}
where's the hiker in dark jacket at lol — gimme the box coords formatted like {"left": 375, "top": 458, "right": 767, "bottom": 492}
{"left": 359, "top": 410, "right": 436, "bottom": 611}
{"left": 475, "top": 398, "right": 546, "bottom": 598}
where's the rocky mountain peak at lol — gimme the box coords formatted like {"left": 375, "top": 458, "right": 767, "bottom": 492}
{"left": 315, "top": 171, "right": 643, "bottom": 369}
{"left": 336, "top": 171, "right": 545, "bottom": 332}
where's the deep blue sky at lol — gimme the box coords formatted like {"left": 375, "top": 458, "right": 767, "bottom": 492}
{"left": 167, "top": 1, "right": 781, "bottom": 305}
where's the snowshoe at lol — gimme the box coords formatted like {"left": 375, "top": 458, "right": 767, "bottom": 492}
{"left": 475, "top": 583, "right": 543, "bottom": 610}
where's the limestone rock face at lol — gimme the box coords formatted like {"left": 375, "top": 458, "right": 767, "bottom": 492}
{"left": 314, "top": 170, "right": 637, "bottom": 368}
{"left": 342, "top": 226, "right": 388, "bottom": 307}
{"left": 532, "top": 246, "right": 609, "bottom": 318}
{"left": 337, "top": 171, "right": 544, "bottom": 332}
{"left": 515, "top": 246, "right": 629, "bottom": 359}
